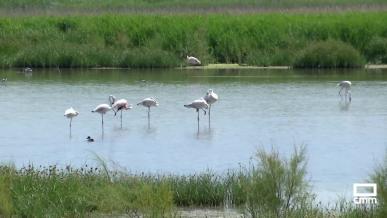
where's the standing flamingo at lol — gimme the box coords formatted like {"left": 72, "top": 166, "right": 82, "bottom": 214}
{"left": 187, "top": 56, "right": 201, "bottom": 66}
{"left": 137, "top": 97, "right": 159, "bottom": 127}
{"left": 109, "top": 95, "right": 132, "bottom": 128}
{"left": 203, "top": 89, "right": 218, "bottom": 127}
{"left": 184, "top": 98, "right": 209, "bottom": 131}
{"left": 337, "top": 81, "right": 352, "bottom": 102}
{"left": 23, "top": 67, "right": 32, "bottom": 73}
{"left": 92, "top": 104, "right": 111, "bottom": 128}
{"left": 64, "top": 107, "right": 79, "bottom": 134}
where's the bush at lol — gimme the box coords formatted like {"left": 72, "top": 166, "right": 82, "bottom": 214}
{"left": 364, "top": 37, "right": 387, "bottom": 64}
{"left": 293, "top": 40, "right": 365, "bottom": 68}
{"left": 242, "top": 145, "right": 316, "bottom": 217}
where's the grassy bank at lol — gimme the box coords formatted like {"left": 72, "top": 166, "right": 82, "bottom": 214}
{"left": 0, "top": 146, "right": 386, "bottom": 217}
{"left": 0, "top": 13, "right": 387, "bottom": 68}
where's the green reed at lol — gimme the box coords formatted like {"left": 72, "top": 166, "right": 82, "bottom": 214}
{"left": 0, "top": 13, "right": 387, "bottom": 68}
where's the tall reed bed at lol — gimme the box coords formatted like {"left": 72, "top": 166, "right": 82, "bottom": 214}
{"left": 0, "top": 13, "right": 387, "bottom": 68}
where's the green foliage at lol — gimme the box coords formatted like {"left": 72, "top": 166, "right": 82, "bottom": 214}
{"left": 119, "top": 48, "right": 180, "bottom": 68}
{"left": 0, "top": 0, "right": 386, "bottom": 12}
{"left": 0, "top": 166, "right": 14, "bottom": 216}
{"left": 294, "top": 40, "right": 365, "bottom": 68}
{"left": 0, "top": 165, "right": 175, "bottom": 217}
{"left": 242, "top": 145, "right": 315, "bottom": 217}
{"left": 167, "top": 172, "right": 227, "bottom": 207}
{"left": 0, "top": 13, "right": 386, "bottom": 68}
{"left": 0, "top": 149, "right": 385, "bottom": 217}
{"left": 371, "top": 151, "right": 387, "bottom": 217}
{"left": 364, "top": 37, "right": 387, "bottom": 64}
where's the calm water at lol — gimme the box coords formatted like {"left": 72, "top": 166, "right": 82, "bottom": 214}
{"left": 1, "top": 68, "right": 386, "bottom": 202}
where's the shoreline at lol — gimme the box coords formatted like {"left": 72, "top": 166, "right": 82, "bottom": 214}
{"left": 181, "top": 64, "right": 387, "bottom": 70}
{"left": 86, "top": 64, "right": 387, "bottom": 70}
{"left": 4, "top": 64, "right": 387, "bottom": 71}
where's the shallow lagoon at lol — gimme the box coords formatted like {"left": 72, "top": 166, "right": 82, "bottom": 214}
{"left": 0, "top": 68, "right": 386, "bottom": 202}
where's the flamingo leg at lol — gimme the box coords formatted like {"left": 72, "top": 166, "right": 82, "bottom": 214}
{"left": 348, "top": 90, "right": 352, "bottom": 102}
{"left": 148, "top": 107, "right": 150, "bottom": 128}
{"left": 196, "top": 108, "right": 200, "bottom": 131}
{"left": 338, "top": 87, "right": 343, "bottom": 97}
{"left": 101, "top": 114, "right": 104, "bottom": 127}
{"left": 208, "top": 105, "right": 211, "bottom": 127}
{"left": 69, "top": 118, "right": 72, "bottom": 137}
{"left": 120, "top": 110, "right": 123, "bottom": 128}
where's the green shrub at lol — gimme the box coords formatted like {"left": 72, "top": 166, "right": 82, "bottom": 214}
{"left": 294, "top": 40, "right": 365, "bottom": 68}
{"left": 364, "top": 37, "right": 387, "bottom": 64}
{"left": 242, "top": 145, "right": 315, "bottom": 217}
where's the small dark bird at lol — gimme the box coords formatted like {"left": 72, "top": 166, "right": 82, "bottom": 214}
{"left": 86, "top": 136, "right": 94, "bottom": 142}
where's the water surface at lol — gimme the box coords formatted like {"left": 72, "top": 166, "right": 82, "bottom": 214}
{"left": 0, "top": 68, "right": 386, "bottom": 202}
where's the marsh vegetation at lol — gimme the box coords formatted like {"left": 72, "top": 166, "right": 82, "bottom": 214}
{"left": 0, "top": 0, "right": 387, "bottom": 15}
{"left": 0, "top": 147, "right": 385, "bottom": 217}
{"left": 0, "top": 13, "right": 387, "bottom": 68}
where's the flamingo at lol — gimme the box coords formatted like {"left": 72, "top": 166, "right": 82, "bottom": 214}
{"left": 109, "top": 95, "right": 132, "bottom": 128}
{"left": 184, "top": 98, "right": 209, "bottom": 131}
{"left": 337, "top": 81, "right": 352, "bottom": 102}
{"left": 137, "top": 97, "right": 159, "bottom": 126}
{"left": 64, "top": 107, "right": 79, "bottom": 132}
{"left": 1, "top": 78, "right": 6, "bottom": 86}
{"left": 203, "top": 89, "right": 218, "bottom": 127}
{"left": 23, "top": 67, "right": 32, "bottom": 73}
{"left": 92, "top": 104, "right": 111, "bottom": 128}
{"left": 187, "top": 56, "right": 201, "bottom": 66}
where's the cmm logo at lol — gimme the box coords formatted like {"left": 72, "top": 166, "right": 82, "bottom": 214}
{"left": 353, "top": 183, "right": 378, "bottom": 205}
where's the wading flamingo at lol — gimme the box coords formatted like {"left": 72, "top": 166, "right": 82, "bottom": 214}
{"left": 109, "top": 95, "right": 132, "bottom": 128}
{"left": 184, "top": 98, "right": 209, "bottom": 131}
{"left": 1, "top": 78, "right": 6, "bottom": 86}
{"left": 137, "top": 97, "right": 159, "bottom": 127}
{"left": 338, "top": 81, "right": 352, "bottom": 102}
{"left": 92, "top": 104, "right": 111, "bottom": 128}
{"left": 64, "top": 107, "right": 79, "bottom": 134}
{"left": 23, "top": 67, "right": 32, "bottom": 73}
{"left": 187, "top": 56, "right": 201, "bottom": 66}
{"left": 203, "top": 89, "right": 218, "bottom": 127}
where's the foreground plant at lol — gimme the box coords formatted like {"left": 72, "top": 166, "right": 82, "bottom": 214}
{"left": 0, "top": 148, "right": 385, "bottom": 217}
{"left": 241, "top": 145, "right": 318, "bottom": 217}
